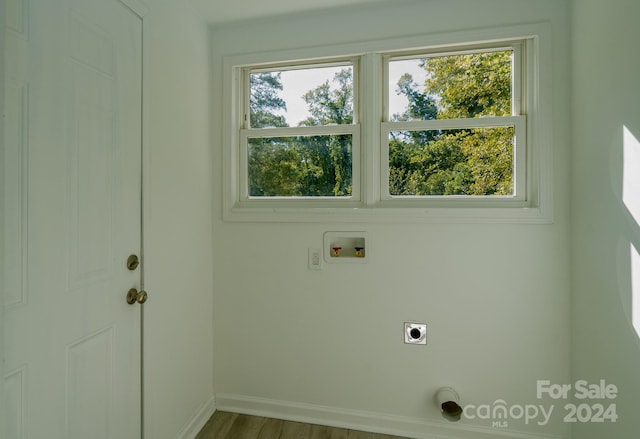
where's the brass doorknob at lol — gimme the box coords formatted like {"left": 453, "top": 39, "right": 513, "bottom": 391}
{"left": 136, "top": 290, "right": 148, "bottom": 304}
{"left": 126, "top": 288, "right": 148, "bottom": 305}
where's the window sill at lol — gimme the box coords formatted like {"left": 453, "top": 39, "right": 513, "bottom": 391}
{"left": 223, "top": 204, "right": 553, "bottom": 224}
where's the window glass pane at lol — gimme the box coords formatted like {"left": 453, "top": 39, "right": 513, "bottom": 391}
{"left": 388, "top": 50, "right": 513, "bottom": 121}
{"left": 248, "top": 134, "right": 353, "bottom": 197}
{"left": 250, "top": 65, "right": 353, "bottom": 128}
{"left": 388, "top": 127, "right": 515, "bottom": 196}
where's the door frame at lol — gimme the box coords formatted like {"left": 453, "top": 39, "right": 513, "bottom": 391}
{"left": 0, "top": 0, "right": 6, "bottom": 439}
{"left": 1, "top": 0, "right": 9, "bottom": 432}
{"left": 117, "top": 1, "right": 151, "bottom": 438}
{"left": 117, "top": 1, "right": 150, "bottom": 437}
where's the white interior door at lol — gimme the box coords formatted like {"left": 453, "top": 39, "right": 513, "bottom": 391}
{"left": 3, "top": 0, "right": 144, "bottom": 437}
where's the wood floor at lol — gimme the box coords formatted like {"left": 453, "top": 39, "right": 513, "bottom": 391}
{"left": 195, "top": 411, "right": 412, "bottom": 439}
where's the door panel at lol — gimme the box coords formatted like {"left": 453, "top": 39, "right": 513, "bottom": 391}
{"left": 3, "top": 0, "right": 143, "bottom": 437}
{"left": 66, "top": 328, "right": 114, "bottom": 439}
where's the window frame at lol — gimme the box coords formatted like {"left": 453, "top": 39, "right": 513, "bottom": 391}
{"left": 237, "top": 59, "right": 362, "bottom": 208}
{"left": 221, "top": 23, "right": 553, "bottom": 223}
{"left": 380, "top": 41, "right": 527, "bottom": 206}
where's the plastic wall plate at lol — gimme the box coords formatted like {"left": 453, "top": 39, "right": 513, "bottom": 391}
{"left": 323, "top": 231, "right": 368, "bottom": 263}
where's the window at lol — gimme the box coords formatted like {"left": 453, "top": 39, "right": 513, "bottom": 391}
{"left": 224, "top": 25, "right": 552, "bottom": 222}
{"left": 239, "top": 60, "right": 361, "bottom": 206}
{"left": 382, "top": 45, "right": 526, "bottom": 204}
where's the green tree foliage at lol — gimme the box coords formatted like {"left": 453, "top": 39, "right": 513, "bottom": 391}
{"left": 249, "top": 72, "right": 288, "bottom": 128}
{"left": 248, "top": 137, "right": 313, "bottom": 196}
{"left": 391, "top": 73, "right": 438, "bottom": 123}
{"left": 388, "top": 74, "right": 442, "bottom": 195}
{"left": 389, "top": 51, "right": 515, "bottom": 196}
{"left": 300, "top": 69, "right": 353, "bottom": 126}
{"left": 298, "top": 68, "right": 353, "bottom": 196}
{"left": 424, "top": 52, "right": 512, "bottom": 119}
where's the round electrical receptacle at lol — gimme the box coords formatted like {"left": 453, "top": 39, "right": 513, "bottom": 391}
{"left": 404, "top": 322, "right": 427, "bottom": 345}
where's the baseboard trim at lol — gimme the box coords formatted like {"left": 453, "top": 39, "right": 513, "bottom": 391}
{"left": 214, "top": 393, "right": 567, "bottom": 439}
{"left": 176, "top": 395, "right": 216, "bottom": 439}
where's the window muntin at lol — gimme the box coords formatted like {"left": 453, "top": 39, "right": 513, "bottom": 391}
{"left": 382, "top": 43, "right": 526, "bottom": 201}
{"left": 240, "top": 60, "right": 359, "bottom": 201}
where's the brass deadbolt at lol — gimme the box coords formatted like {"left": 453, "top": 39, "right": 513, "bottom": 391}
{"left": 126, "top": 254, "right": 139, "bottom": 271}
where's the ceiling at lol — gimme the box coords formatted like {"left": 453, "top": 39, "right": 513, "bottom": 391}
{"left": 188, "top": 0, "right": 400, "bottom": 25}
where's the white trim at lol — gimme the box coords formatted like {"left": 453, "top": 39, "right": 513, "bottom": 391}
{"left": 362, "top": 52, "right": 382, "bottom": 206}
{"left": 138, "top": 2, "right": 151, "bottom": 437}
{"left": 0, "top": 0, "right": 7, "bottom": 430}
{"left": 226, "top": 205, "right": 550, "bottom": 224}
{"left": 222, "top": 23, "right": 548, "bottom": 69}
{"left": 242, "top": 124, "right": 359, "bottom": 138}
{"left": 118, "top": 0, "right": 149, "bottom": 18}
{"left": 221, "top": 22, "right": 554, "bottom": 223}
{"left": 381, "top": 116, "right": 523, "bottom": 132}
{"left": 175, "top": 395, "right": 216, "bottom": 439}
{"left": 214, "top": 393, "right": 567, "bottom": 439}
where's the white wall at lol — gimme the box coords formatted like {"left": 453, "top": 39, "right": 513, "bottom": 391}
{"left": 571, "top": 0, "right": 640, "bottom": 437}
{"left": 210, "top": 1, "right": 571, "bottom": 437}
{"left": 142, "top": 1, "right": 215, "bottom": 438}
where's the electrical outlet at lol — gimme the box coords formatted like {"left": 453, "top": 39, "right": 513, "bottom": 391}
{"left": 404, "top": 322, "right": 427, "bottom": 345}
{"left": 308, "top": 248, "right": 322, "bottom": 270}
